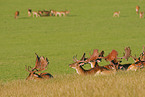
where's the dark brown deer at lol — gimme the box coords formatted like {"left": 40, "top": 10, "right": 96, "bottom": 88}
{"left": 15, "top": 11, "right": 19, "bottom": 19}
{"left": 25, "top": 53, "right": 53, "bottom": 80}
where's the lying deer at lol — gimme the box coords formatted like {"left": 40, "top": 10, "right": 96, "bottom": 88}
{"left": 25, "top": 53, "right": 53, "bottom": 80}
{"left": 69, "top": 53, "right": 117, "bottom": 76}
{"left": 87, "top": 48, "right": 131, "bottom": 71}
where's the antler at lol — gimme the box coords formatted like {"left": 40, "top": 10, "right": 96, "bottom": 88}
{"left": 86, "top": 49, "right": 100, "bottom": 62}
{"left": 25, "top": 65, "right": 37, "bottom": 73}
{"left": 139, "top": 46, "right": 145, "bottom": 61}
{"left": 103, "top": 50, "right": 118, "bottom": 61}
{"left": 121, "top": 47, "right": 131, "bottom": 61}
{"left": 32, "top": 53, "right": 49, "bottom": 72}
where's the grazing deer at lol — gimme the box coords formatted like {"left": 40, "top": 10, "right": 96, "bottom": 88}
{"left": 51, "top": 10, "right": 67, "bottom": 17}
{"left": 25, "top": 53, "right": 53, "bottom": 80}
{"left": 28, "top": 8, "right": 32, "bottom": 17}
{"left": 136, "top": 6, "right": 140, "bottom": 14}
{"left": 113, "top": 11, "right": 120, "bottom": 17}
{"left": 43, "top": 10, "right": 51, "bottom": 16}
{"left": 15, "top": 11, "right": 19, "bottom": 19}
{"left": 69, "top": 53, "right": 116, "bottom": 76}
{"left": 140, "top": 12, "right": 144, "bottom": 18}
{"left": 32, "top": 11, "right": 40, "bottom": 17}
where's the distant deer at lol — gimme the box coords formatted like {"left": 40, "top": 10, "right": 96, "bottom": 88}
{"left": 32, "top": 11, "right": 40, "bottom": 17}
{"left": 25, "top": 53, "right": 53, "bottom": 80}
{"left": 28, "top": 8, "right": 32, "bottom": 17}
{"left": 15, "top": 11, "right": 19, "bottom": 19}
{"left": 140, "top": 12, "right": 144, "bottom": 18}
{"left": 51, "top": 10, "right": 67, "bottom": 17}
{"left": 113, "top": 11, "right": 120, "bottom": 17}
{"left": 136, "top": 6, "right": 140, "bottom": 14}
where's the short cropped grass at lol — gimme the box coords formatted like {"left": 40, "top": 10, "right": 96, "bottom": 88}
{"left": 0, "top": 0, "right": 145, "bottom": 96}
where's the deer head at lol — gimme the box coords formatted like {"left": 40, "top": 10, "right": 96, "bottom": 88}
{"left": 25, "top": 66, "right": 42, "bottom": 80}
{"left": 25, "top": 53, "right": 49, "bottom": 80}
{"left": 69, "top": 53, "right": 86, "bottom": 69}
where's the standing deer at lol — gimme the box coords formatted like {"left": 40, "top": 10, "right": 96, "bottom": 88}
{"left": 140, "top": 12, "right": 144, "bottom": 18}
{"left": 51, "top": 10, "right": 67, "bottom": 17}
{"left": 32, "top": 11, "right": 40, "bottom": 17}
{"left": 113, "top": 11, "right": 120, "bottom": 17}
{"left": 25, "top": 53, "right": 53, "bottom": 80}
{"left": 28, "top": 8, "right": 32, "bottom": 17}
{"left": 15, "top": 11, "right": 19, "bottom": 19}
{"left": 136, "top": 6, "right": 140, "bottom": 14}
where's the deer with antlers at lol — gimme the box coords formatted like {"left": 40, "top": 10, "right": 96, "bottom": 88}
{"left": 127, "top": 46, "right": 145, "bottom": 71}
{"left": 88, "top": 48, "right": 132, "bottom": 71}
{"left": 25, "top": 53, "right": 53, "bottom": 80}
{"left": 69, "top": 51, "right": 117, "bottom": 76}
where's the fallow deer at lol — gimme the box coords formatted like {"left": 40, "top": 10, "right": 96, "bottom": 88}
{"left": 32, "top": 11, "right": 40, "bottom": 17}
{"left": 140, "top": 12, "right": 144, "bottom": 18}
{"left": 69, "top": 53, "right": 117, "bottom": 76}
{"left": 51, "top": 10, "right": 67, "bottom": 17}
{"left": 113, "top": 11, "right": 120, "bottom": 17}
{"left": 136, "top": 6, "right": 140, "bottom": 14}
{"left": 25, "top": 53, "right": 53, "bottom": 80}
{"left": 28, "top": 8, "right": 32, "bottom": 17}
{"left": 127, "top": 61, "right": 144, "bottom": 71}
{"left": 15, "top": 11, "right": 19, "bottom": 19}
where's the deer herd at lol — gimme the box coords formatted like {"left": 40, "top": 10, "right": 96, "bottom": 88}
{"left": 113, "top": 5, "right": 144, "bottom": 18}
{"left": 14, "top": 8, "right": 70, "bottom": 19}
{"left": 15, "top": 5, "right": 144, "bottom": 19}
{"left": 25, "top": 46, "right": 145, "bottom": 80}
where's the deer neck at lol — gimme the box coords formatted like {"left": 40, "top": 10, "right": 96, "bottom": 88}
{"left": 89, "top": 61, "right": 99, "bottom": 68}
{"left": 75, "top": 66, "right": 87, "bottom": 75}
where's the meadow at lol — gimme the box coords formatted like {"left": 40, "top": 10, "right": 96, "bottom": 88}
{"left": 0, "top": 0, "right": 145, "bottom": 96}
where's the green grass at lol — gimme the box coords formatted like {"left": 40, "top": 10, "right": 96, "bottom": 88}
{"left": 0, "top": 0, "right": 145, "bottom": 96}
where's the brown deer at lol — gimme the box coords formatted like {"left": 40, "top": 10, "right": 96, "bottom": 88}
{"left": 15, "top": 11, "right": 19, "bottom": 19}
{"left": 136, "top": 6, "right": 140, "bottom": 14}
{"left": 69, "top": 53, "right": 116, "bottom": 76}
{"left": 127, "top": 61, "right": 144, "bottom": 71}
{"left": 25, "top": 53, "right": 53, "bottom": 80}
{"left": 140, "top": 12, "right": 144, "bottom": 18}
{"left": 51, "top": 10, "right": 67, "bottom": 17}
{"left": 113, "top": 11, "right": 120, "bottom": 17}
{"left": 28, "top": 8, "right": 32, "bottom": 17}
{"left": 87, "top": 49, "right": 130, "bottom": 70}
{"left": 32, "top": 11, "right": 40, "bottom": 17}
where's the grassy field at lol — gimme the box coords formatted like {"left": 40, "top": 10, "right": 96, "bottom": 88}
{"left": 0, "top": 0, "right": 145, "bottom": 96}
